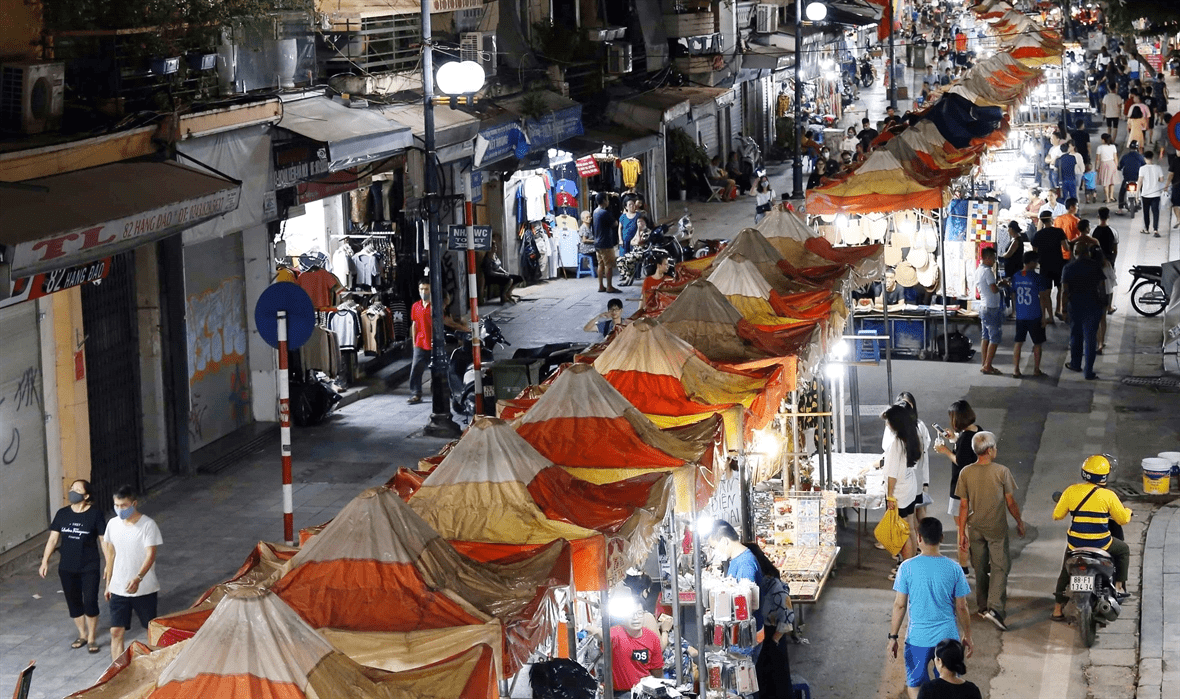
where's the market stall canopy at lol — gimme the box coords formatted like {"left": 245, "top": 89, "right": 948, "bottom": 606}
{"left": 379, "top": 102, "right": 481, "bottom": 153}
{"left": 277, "top": 96, "right": 413, "bottom": 171}
{"left": 708, "top": 227, "right": 810, "bottom": 295}
{"left": 146, "top": 589, "right": 483, "bottom": 699}
{"left": 904, "top": 93, "right": 1007, "bottom": 150}
{"left": 593, "top": 319, "right": 789, "bottom": 442}
{"left": 409, "top": 417, "right": 611, "bottom": 590}
{"left": 516, "top": 363, "right": 717, "bottom": 510}
{"left": 806, "top": 149, "right": 947, "bottom": 214}
{"left": 658, "top": 280, "right": 770, "bottom": 363}
{"left": 0, "top": 161, "right": 240, "bottom": 277}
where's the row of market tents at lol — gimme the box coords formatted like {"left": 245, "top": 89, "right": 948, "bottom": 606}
{"left": 807, "top": 0, "right": 1063, "bottom": 215}
{"left": 65, "top": 2, "right": 1056, "bottom": 695}
{"left": 67, "top": 210, "right": 883, "bottom": 699}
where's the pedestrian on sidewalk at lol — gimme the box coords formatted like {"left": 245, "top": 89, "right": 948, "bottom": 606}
{"left": 1101, "top": 82, "right": 1122, "bottom": 135}
{"left": 104, "top": 485, "right": 163, "bottom": 662}
{"left": 1053, "top": 198, "right": 1081, "bottom": 259}
{"left": 617, "top": 197, "right": 641, "bottom": 255}
{"left": 882, "top": 403, "right": 923, "bottom": 567}
{"left": 1092, "top": 208, "right": 1119, "bottom": 312}
{"left": 593, "top": 194, "right": 622, "bottom": 293}
{"left": 39, "top": 479, "right": 106, "bottom": 654}
{"left": 973, "top": 248, "right": 1003, "bottom": 375}
{"left": 955, "top": 431, "right": 1025, "bottom": 631}
{"left": 1010, "top": 251, "right": 1052, "bottom": 378}
{"left": 1051, "top": 455, "right": 1133, "bottom": 621}
{"left": 754, "top": 175, "right": 776, "bottom": 224}
{"left": 1062, "top": 244, "right": 1106, "bottom": 380}
{"left": 933, "top": 401, "right": 981, "bottom": 575}
{"left": 1056, "top": 143, "right": 1084, "bottom": 202}
{"left": 407, "top": 280, "right": 433, "bottom": 403}
{"left": 916, "top": 640, "right": 982, "bottom": 699}
{"left": 888, "top": 517, "right": 974, "bottom": 699}
{"left": 1136, "top": 149, "right": 1166, "bottom": 236}
{"left": 1031, "top": 211, "right": 1068, "bottom": 319}
{"left": 895, "top": 391, "right": 932, "bottom": 521}
{"left": 1168, "top": 149, "right": 1180, "bottom": 229}
{"left": 1095, "top": 133, "right": 1119, "bottom": 203}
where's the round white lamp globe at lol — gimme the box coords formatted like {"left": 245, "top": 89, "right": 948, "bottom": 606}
{"left": 806, "top": 2, "right": 827, "bottom": 21}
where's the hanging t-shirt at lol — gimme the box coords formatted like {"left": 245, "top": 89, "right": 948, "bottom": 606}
{"left": 331, "top": 247, "right": 354, "bottom": 286}
{"left": 555, "top": 192, "right": 578, "bottom": 208}
{"left": 329, "top": 309, "right": 361, "bottom": 351}
{"left": 1011, "top": 269, "right": 1047, "bottom": 321}
{"left": 296, "top": 269, "right": 340, "bottom": 309}
{"left": 620, "top": 158, "right": 642, "bottom": 188}
{"left": 50, "top": 505, "right": 107, "bottom": 573}
{"left": 106, "top": 515, "right": 164, "bottom": 597}
{"left": 555, "top": 178, "right": 578, "bottom": 198}
{"left": 354, "top": 253, "right": 381, "bottom": 288}
{"left": 523, "top": 176, "right": 549, "bottom": 221}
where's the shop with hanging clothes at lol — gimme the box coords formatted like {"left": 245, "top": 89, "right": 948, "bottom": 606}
{"left": 265, "top": 95, "right": 416, "bottom": 417}
{"left": 471, "top": 91, "right": 585, "bottom": 282}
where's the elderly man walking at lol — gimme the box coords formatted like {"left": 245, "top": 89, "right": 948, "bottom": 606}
{"left": 955, "top": 431, "right": 1025, "bottom": 631}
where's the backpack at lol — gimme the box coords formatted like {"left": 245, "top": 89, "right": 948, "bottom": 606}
{"left": 935, "top": 331, "right": 975, "bottom": 362}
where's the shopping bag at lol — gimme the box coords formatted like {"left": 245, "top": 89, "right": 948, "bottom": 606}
{"left": 874, "top": 508, "right": 910, "bottom": 557}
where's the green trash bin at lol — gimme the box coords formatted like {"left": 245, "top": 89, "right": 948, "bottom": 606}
{"left": 491, "top": 358, "right": 543, "bottom": 401}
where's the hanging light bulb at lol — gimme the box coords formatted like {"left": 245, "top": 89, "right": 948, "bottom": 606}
{"left": 806, "top": 2, "right": 828, "bottom": 21}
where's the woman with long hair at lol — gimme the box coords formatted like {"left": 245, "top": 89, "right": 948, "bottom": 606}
{"left": 1095, "top": 132, "right": 1119, "bottom": 203}
{"left": 916, "top": 639, "right": 981, "bottom": 698}
{"left": 882, "top": 403, "right": 922, "bottom": 568}
{"left": 39, "top": 479, "right": 107, "bottom": 654}
{"left": 934, "top": 400, "right": 982, "bottom": 574}
{"left": 895, "top": 392, "right": 932, "bottom": 520}
{"left": 745, "top": 542, "right": 796, "bottom": 699}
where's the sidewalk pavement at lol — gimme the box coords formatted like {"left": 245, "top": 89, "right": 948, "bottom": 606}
{"left": 1138, "top": 500, "right": 1180, "bottom": 699}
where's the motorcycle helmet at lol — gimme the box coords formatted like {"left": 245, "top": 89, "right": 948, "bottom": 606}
{"left": 1081, "top": 454, "right": 1115, "bottom": 485}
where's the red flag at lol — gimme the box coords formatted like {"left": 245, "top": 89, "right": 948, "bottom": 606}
{"left": 866, "top": 0, "right": 892, "bottom": 42}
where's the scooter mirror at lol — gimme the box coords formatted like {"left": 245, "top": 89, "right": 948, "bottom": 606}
{"left": 1052, "top": 491, "right": 1062, "bottom": 503}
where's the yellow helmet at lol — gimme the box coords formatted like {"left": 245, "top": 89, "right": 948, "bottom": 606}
{"left": 1081, "top": 454, "right": 1113, "bottom": 484}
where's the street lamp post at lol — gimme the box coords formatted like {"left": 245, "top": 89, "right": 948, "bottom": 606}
{"left": 419, "top": 0, "right": 462, "bottom": 438}
{"left": 792, "top": 2, "right": 827, "bottom": 199}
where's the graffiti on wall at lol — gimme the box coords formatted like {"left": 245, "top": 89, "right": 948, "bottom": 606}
{"left": 187, "top": 277, "right": 248, "bottom": 384}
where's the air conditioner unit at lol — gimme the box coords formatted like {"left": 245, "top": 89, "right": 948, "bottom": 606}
{"left": 755, "top": 4, "right": 779, "bottom": 33}
{"left": 461, "top": 31, "right": 497, "bottom": 78}
{"left": 607, "top": 42, "right": 633, "bottom": 75}
{"left": 0, "top": 62, "right": 65, "bottom": 134}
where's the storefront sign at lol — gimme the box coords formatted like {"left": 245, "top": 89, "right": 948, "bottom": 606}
{"left": 476, "top": 105, "right": 584, "bottom": 166}
{"left": 0, "top": 258, "right": 111, "bottom": 309}
{"left": 274, "top": 141, "right": 330, "bottom": 190}
{"left": 447, "top": 224, "right": 492, "bottom": 251}
{"left": 10, "top": 188, "right": 240, "bottom": 277}
{"left": 704, "top": 474, "right": 743, "bottom": 528}
{"left": 470, "top": 170, "right": 483, "bottom": 203}
{"left": 430, "top": 0, "right": 482, "bottom": 12}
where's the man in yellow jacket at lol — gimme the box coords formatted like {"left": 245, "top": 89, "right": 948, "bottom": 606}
{"left": 1050, "top": 455, "right": 1132, "bottom": 621}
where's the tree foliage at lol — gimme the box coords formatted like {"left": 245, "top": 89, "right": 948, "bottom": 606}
{"left": 1100, "top": 0, "right": 1180, "bottom": 38}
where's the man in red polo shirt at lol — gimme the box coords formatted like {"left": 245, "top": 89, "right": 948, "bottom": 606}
{"left": 408, "top": 280, "right": 433, "bottom": 404}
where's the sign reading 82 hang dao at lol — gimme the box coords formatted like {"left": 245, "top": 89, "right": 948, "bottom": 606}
{"left": 10, "top": 188, "right": 240, "bottom": 278}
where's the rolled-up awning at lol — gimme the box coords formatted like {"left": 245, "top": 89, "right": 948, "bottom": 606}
{"left": 277, "top": 97, "right": 413, "bottom": 171}
{"left": 1, "top": 161, "right": 241, "bottom": 277}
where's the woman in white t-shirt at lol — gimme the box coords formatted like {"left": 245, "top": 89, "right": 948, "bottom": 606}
{"left": 754, "top": 176, "right": 776, "bottom": 223}
{"left": 881, "top": 403, "right": 922, "bottom": 572}
{"left": 1095, "top": 132, "right": 1119, "bottom": 203}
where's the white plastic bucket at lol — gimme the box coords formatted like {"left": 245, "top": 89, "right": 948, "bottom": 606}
{"left": 1142, "top": 457, "right": 1171, "bottom": 495}
{"left": 1158, "top": 452, "right": 1180, "bottom": 480}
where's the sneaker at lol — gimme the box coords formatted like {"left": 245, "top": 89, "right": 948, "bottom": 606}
{"left": 981, "top": 609, "right": 1007, "bottom": 631}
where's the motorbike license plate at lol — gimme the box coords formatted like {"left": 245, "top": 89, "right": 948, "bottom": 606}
{"left": 1070, "top": 575, "right": 1095, "bottom": 592}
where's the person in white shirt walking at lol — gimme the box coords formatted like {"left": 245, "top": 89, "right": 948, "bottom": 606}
{"left": 975, "top": 248, "right": 1004, "bottom": 375}
{"left": 104, "top": 485, "right": 163, "bottom": 661}
{"left": 1100, "top": 84, "right": 1122, "bottom": 136}
{"left": 1137, "top": 150, "right": 1167, "bottom": 236}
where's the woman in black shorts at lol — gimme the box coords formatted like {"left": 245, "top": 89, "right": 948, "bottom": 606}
{"left": 933, "top": 400, "right": 981, "bottom": 575}
{"left": 39, "top": 479, "right": 107, "bottom": 653}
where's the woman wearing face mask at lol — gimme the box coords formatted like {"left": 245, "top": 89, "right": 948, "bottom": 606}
{"left": 39, "top": 480, "right": 107, "bottom": 654}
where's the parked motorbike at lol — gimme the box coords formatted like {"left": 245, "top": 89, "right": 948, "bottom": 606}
{"left": 511, "top": 342, "right": 588, "bottom": 383}
{"left": 447, "top": 318, "right": 509, "bottom": 418}
{"left": 618, "top": 221, "right": 689, "bottom": 286}
{"left": 1052, "top": 490, "right": 1123, "bottom": 648}
{"left": 1129, "top": 264, "right": 1169, "bottom": 317}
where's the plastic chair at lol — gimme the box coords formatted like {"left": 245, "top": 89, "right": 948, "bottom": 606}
{"left": 856, "top": 328, "right": 881, "bottom": 363}
{"left": 576, "top": 252, "right": 597, "bottom": 278}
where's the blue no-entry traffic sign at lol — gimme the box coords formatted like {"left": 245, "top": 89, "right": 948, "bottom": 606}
{"left": 254, "top": 282, "right": 316, "bottom": 350}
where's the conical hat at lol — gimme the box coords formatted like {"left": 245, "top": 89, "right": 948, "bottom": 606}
{"left": 895, "top": 261, "right": 919, "bottom": 287}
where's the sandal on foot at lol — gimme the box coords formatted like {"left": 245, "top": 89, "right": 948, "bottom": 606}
{"left": 88, "top": 643, "right": 100, "bottom": 654}
{"left": 1012, "top": 371, "right": 1023, "bottom": 378}
{"left": 71, "top": 637, "right": 87, "bottom": 649}
{"left": 1033, "top": 369, "right": 1046, "bottom": 377}
{"left": 1050, "top": 613, "right": 1067, "bottom": 622}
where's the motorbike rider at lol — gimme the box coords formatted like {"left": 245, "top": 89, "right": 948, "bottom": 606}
{"left": 1050, "top": 455, "right": 1132, "bottom": 622}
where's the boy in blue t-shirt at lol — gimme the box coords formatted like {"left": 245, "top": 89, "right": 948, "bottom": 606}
{"left": 1010, "top": 251, "right": 1053, "bottom": 378}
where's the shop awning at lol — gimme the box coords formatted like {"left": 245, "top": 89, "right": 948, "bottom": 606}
{"left": 277, "top": 96, "right": 412, "bottom": 171}
{"left": 744, "top": 44, "right": 792, "bottom": 71}
{"left": 566, "top": 126, "right": 661, "bottom": 160}
{"left": 379, "top": 103, "right": 481, "bottom": 157}
{"left": 474, "top": 92, "right": 584, "bottom": 167}
{"left": 606, "top": 89, "right": 693, "bottom": 133}
{"left": 1, "top": 161, "right": 241, "bottom": 277}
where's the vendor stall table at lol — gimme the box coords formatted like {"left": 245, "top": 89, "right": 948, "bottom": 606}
{"left": 810, "top": 453, "right": 885, "bottom": 567}
{"left": 854, "top": 307, "right": 980, "bottom": 359}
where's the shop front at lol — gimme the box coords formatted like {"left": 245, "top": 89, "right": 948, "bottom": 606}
{"left": 0, "top": 159, "right": 242, "bottom": 541}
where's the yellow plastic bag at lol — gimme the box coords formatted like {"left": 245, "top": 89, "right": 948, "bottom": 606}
{"left": 874, "top": 508, "right": 910, "bottom": 557}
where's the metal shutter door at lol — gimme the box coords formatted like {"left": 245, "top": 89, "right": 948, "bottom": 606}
{"left": 0, "top": 302, "right": 49, "bottom": 554}
{"left": 697, "top": 114, "right": 719, "bottom": 158}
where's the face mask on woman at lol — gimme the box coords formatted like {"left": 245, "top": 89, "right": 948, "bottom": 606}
{"left": 68, "top": 491, "right": 84, "bottom": 504}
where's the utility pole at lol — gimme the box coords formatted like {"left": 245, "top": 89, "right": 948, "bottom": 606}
{"left": 420, "top": 0, "right": 461, "bottom": 438}
{"left": 888, "top": 1, "right": 897, "bottom": 111}
{"left": 792, "top": 0, "right": 804, "bottom": 199}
